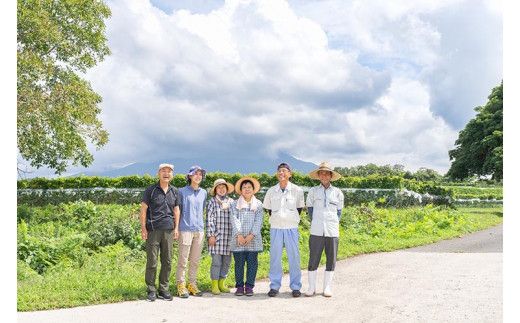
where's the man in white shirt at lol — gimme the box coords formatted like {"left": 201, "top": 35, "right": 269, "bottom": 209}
{"left": 263, "top": 163, "right": 305, "bottom": 297}
{"left": 305, "top": 162, "right": 344, "bottom": 297}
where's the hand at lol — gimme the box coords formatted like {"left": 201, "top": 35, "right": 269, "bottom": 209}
{"left": 173, "top": 229, "right": 179, "bottom": 240}
{"left": 244, "top": 234, "right": 254, "bottom": 244}
{"left": 237, "top": 235, "right": 246, "bottom": 246}
{"left": 141, "top": 229, "right": 148, "bottom": 240}
{"left": 208, "top": 236, "right": 216, "bottom": 246}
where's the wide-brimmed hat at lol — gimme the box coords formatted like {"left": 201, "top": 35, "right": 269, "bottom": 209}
{"left": 234, "top": 176, "right": 261, "bottom": 195}
{"left": 308, "top": 162, "right": 342, "bottom": 181}
{"left": 210, "top": 178, "right": 234, "bottom": 196}
{"left": 158, "top": 163, "right": 174, "bottom": 172}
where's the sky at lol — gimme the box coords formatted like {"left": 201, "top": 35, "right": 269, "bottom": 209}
{"left": 19, "top": 0, "right": 503, "bottom": 177}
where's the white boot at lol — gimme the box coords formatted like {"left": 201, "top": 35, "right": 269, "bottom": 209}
{"left": 305, "top": 270, "right": 317, "bottom": 296}
{"left": 323, "top": 271, "right": 334, "bottom": 297}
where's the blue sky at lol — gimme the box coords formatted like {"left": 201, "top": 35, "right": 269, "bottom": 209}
{"left": 19, "top": 0, "right": 503, "bottom": 177}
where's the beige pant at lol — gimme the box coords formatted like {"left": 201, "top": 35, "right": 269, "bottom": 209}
{"left": 176, "top": 231, "right": 205, "bottom": 284}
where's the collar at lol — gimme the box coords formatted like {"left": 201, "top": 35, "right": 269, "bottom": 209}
{"left": 275, "top": 181, "right": 293, "bottom": 193}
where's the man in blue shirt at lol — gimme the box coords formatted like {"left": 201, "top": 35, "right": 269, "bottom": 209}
{"left": 176, "top": 165, "right": 207, "bottom": 298}
{"left": 140, "top": 163, "right": 181, "bottom": 301}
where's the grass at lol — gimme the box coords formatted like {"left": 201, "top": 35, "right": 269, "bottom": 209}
{"left": 17, "top": 205, "right": 502, "bottom": 311}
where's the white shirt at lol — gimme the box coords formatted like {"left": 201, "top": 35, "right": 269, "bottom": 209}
{"left": 306, "top": 184, "right": 344, "bottom": 237}
{"left": 263, "top": 182, "right": 305, "bottom": 229}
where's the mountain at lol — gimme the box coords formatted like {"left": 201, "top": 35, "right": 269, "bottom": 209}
{"left": 81, "top": 153, "right": 317, "bottom": 177}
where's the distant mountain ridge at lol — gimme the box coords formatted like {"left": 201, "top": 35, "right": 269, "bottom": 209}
{"left": 80, "top": 153, "right": 317, "bottom": 177}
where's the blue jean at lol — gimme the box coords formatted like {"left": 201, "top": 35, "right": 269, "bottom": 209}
{"left": 269, "top": 228, "right": 302, "bottom": 291}
{"left": 233, "top": 251, "right": 259, "bottom": 288}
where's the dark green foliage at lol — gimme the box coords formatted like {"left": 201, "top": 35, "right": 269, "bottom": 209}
{"left": 18, "top": 0, "right": 112, "bottom": 174}
{"left": 448, "top": 82, "right": 503, "bottom": 180}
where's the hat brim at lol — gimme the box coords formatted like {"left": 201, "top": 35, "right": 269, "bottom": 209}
{"left": 210, "top": 182, "right": 235, "bottom": 196}
{"left": 308, "top": 169, "right": 342, "bottom": 181}
{"left": 234, "top": 176, "right": 261, "bottom": 195}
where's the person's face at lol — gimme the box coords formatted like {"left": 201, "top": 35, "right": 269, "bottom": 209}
{"left": 276, "top": 167, "right": 291, "bottom": 183}
{"left": 241, "top": 182, "right": 254, "bottom": 199}
{"left": 158, "top": 167, "right": 173, "bottom": 182}
{"left": 190, "top": 170, "right": 203, "bottom": 185}
{"left": 318, "top": 170, "right": 332, "bottom": 186}
{"left": 215, "top": 184, "right": 228, "bottom": 196}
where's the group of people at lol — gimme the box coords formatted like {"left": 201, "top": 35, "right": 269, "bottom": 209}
{"left": 139, "top": 161, "right": 345, "bottom": 301}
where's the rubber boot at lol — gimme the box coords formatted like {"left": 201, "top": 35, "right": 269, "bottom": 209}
{"left": 218, "top": 278, "right": 230, "bottom": 293}
{"left": 323, "top": 271, "right": 334, "bottom": 297}
{"left": 211, "top": 280, "right": 221, "bottom": 295}
{"left": 305, "top": 270, "right": 317, "bottom": 296}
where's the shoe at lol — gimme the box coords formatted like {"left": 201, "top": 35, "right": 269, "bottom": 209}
{"left": 235, "top": 286, "right": 244, "bottom": 296}
{"left": 147, "top": 291, "right": 156, "bottom": 302}
{"left": 267, "top": 289, "right": 279, "bottom": 297}
{"left": 323, "top": 271, "right": 334, "bottom": 297}
{"left": 177, "top": 282, "right": 189, "bottom": 298}
{"left": 218, "top": 278, "right": 230, "bottom": 293}
{"left": 187, "top": 282, "right": 203, "bottom": 296}
{"left": 245, "top": 286, "right": 254, "bottom": 296}
{"left": 158, "top": 290, "right": 173, "bottom": 301}
{"left": 211, "top": 280, "right": 221, "bottom": 295}
{"left": 292, "top": 290, "right": 301, "bottom": 297}
{"left": 305, "top": 270, "right": 317, "bottom": 297}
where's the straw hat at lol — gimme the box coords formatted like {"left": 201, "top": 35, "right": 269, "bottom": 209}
{"left": 209, "top": 178, "right": 234, "bottom": 196}
{"left": 308, "top": 162, "right": 342, "bottom": 181}
{"left": 234, "top": 176, "right": 261, "bottom": 195}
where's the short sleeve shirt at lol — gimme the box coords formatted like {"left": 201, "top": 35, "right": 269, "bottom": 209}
{"left": 142, "top": 183, "right": 181, "bottom": 231}
{"left": 263, "top": 182, "right": 305, "bottom": 229}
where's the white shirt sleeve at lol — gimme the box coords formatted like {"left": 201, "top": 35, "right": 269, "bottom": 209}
{"left": 263, "top": 188, "right": 272, "bottom": 210}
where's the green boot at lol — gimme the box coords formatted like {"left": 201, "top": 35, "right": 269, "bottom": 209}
{"left": 211, "top": 280, "right": 221, "bottom": 295}
{"left": 218, "top": 278, "right": 230, "bottom": 293}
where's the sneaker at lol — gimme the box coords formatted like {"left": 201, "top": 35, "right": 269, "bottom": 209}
{"left": 292, "top": 290, "right": 301, "bottom": 298}
{"left": 235, "top": 286, "right": 245, "bottom": 296}
{"left": 158, "top": 290, "right": 172, "bottom": 301}
{"left": 187, "top": 283, "right": 203, "bottom": 296}
{"left": 267, "top": 289, "right": 279, "bottom": 297}
{"left": 177, "top": 282, "right": 189, "bottom": 298}
{"left": 245, "top": 286, "right": 254, "bottom": 296}
{"left": 147, "top": 291, "right": 156, "bottom": 302}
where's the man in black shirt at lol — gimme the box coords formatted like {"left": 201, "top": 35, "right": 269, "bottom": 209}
{"left": 140, "top": 163, "right": 181, "bottom": 301}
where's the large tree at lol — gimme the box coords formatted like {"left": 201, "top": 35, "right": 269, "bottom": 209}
{"left": 447, "top": 82, "right": 503, "bottom": 180}
{"left": 17, "top": 0, "right": 111, "bottom": 174}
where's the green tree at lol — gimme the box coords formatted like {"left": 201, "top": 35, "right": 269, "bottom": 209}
{"left": 447, "top": 82, "right": 503, "bottom": 180}
{"left": 411, "top": 167, "right": 442, "bottom": 182}
{"left": 17, "top": 0, "right": 111, "bottom": 174}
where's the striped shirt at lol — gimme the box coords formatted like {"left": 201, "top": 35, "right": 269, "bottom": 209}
{"left": 206, "top": 196, "right": 234, "bottom": 255}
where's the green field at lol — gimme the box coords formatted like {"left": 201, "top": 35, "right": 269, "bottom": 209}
{"left": 17, "top": 202, "right": 502, "bottom": 311}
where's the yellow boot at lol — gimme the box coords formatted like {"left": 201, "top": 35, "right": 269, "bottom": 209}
{"left": 177, "top": 282, "right": 189, "bottom": 298}
{"left": 211, "top": 280, "right": 221, "bottom": 295}
{"left": 187, "top": 282, "right": 203, "bottom": 296}
{"left": 218, "top": 278, "right": 230, "bottom": 293}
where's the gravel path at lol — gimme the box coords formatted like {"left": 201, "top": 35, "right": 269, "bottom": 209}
{"left": 18, "top": 225, "right": 502, "bottom": 323}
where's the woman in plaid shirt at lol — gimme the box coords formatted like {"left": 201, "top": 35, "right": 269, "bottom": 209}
{"left": 206, "top": 179, "right": 235, "bottom": 295}
{"left": 230, "top": 176, "right": 264, "bottom": 297}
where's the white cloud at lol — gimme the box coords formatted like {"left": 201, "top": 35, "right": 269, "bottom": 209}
{"left": 20, "top": 0, "right": 501, "bottom": 177}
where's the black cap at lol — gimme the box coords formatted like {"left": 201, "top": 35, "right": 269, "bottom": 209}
{"left": 277, "top": 162, "right": 291, "bottom": 172}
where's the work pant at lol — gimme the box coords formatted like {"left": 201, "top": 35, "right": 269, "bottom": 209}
{"left": 307, "top": 234, "right": 339, "bottom": 271}
{"left": 176, "top": 231, "right": 204, "bottom": 284}
{"left": 145, "top": 229, "right": 173, "bottom": 293}
{"left": 269, "top": 228, "right": 302, "bottom": 291}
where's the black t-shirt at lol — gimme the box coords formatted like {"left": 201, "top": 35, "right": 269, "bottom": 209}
{"left": 142, "top": 183, "right": 181, "bottom": 231}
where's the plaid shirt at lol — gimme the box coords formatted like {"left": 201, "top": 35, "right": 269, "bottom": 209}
{"left": 206, "top": 196, "right": 234, "bottom": 255}
{"left": 230, "top": 199, "right": 264, "bottom": 252}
